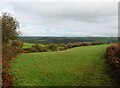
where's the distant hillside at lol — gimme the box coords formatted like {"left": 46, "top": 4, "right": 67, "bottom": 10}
{"left": 20, "top": 36, "right": 118, "bottom": 44}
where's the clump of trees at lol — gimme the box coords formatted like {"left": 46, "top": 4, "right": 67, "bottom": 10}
{"left": 29, "top": 44, "right": 48, "bottom": 52}
{"left": 48, "top": 44, "right": 58, "bottom": 51}
{"left": 1, "top": 13, "right": 23, "bottom": 87}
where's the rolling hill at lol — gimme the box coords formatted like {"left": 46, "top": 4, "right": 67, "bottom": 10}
{"left": 20, "top": 37, "right": 118, "bottom": 44}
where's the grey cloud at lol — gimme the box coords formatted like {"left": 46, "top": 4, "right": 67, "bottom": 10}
{"left": 2, "top": 2, "right": 118, "bottom": 37}
{"left": 11, "top": 2, "right": 117, "bottom": 23}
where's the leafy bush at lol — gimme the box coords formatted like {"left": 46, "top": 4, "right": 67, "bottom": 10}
{"left": 11, "top": 40, "right": 23, "bottom": 53}
{"left": 59, "top": 47, "right": 65, "bottom": 51}
{"left": 41, "top": 47, "right": 49, "bottom": 52}
{"left": 60, "top": 44, "right": 68, "bottom": 49}
{"left": 92, "top": 41, "right": 103, "bottom": 45}
{"left": 67, "top": 43, "right": 73, "bottom": 48}
{"left": 48, "top": 44, "right": 58, "bottom": 51}
{"left": 106, "top": 44, "right": 120, "bottom": 82}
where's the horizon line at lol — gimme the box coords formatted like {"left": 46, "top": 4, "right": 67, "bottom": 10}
{"left": 19, "top": 36, "right": 118, "bottom": 37}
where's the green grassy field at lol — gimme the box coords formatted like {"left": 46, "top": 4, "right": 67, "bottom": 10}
{"left": 22, "top": 43, "right": 44, "bottom": 49}
{"left": 22, "top": 43, "right": 34, "bottom": 49}
{"left": 11, "top": 44, "right": 116, "bottom": 86}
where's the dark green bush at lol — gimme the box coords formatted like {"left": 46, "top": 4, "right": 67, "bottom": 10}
{"left": 59, "top": 47, "right": 65, "bottom": 51}
{"left": 48, "top": 44, "right": 58, "bottom": 51}
{"left": 67, "top": 43, "right": 73, "bottom": 48}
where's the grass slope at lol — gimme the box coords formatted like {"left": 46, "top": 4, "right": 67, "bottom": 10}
{"left": 11, "top": 44, "right": 116, "bottom": 86}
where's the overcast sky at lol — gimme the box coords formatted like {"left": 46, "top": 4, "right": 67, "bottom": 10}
{"left": 0, "top": 1, "right": 118, "bottom": 37}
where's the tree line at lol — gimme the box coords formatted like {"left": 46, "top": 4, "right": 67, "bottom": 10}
{"left": 23, "top": 42, "right": 104, "bottom": 53}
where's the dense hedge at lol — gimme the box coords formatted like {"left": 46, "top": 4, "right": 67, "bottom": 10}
{"left": 2, "top": 40, "right": 23, "bottom": 87}
{"left": 23, "top": 42, "right": 104, "bottom": 53}
{"left": 106, "top": 44, "right": 120, "bottom": 82}
{"left": 2, "top": 46, "right": 22, "bottom": 87}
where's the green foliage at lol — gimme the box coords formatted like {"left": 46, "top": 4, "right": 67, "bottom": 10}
{"left": 25, "top": 44, "right": 48, "bottom": 52}
{"left": 22, "top": 42, "right": 104, "bottom": 53}
{"left": 48, "top": 44, "right": 58, "bottom": 51}
{"left": 20, "top": 37, "right": 118, "bottom": 44}
{"left": 11, "top": 40, "right": 23, "bottom": 49}
{"left": 59, "top": 47, "right": 65, "bottom": 51}
{"left": 1, "top": 13, "right": 22, "bottom": 87}
{"left": 1, "top": 13, "right": 20, "bottom": 45}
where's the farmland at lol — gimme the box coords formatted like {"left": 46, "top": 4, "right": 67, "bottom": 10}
{"left": 10, "top": 44, "right": 117, "bottom": 86}
{"left": 22, "top": 43, "right": 45, "bottom": 49}
{"left": 22, "top": 43, "right": 34, "bottom": 49}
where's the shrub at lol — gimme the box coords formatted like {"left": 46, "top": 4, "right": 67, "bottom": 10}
{"left": 79, "top": 42, "right": 83, "bottom": 46}
{"left": 34, "top": 44, "right": 40, "bottom": 51}
{"left": 59, "top": 47, "right": 65, "bottom": 51}
{"left": 60, "top": 44, "right": 68, "bottom": 49}
{"left": 2, "top": 46, "right": 21, "bottom": 86}
{"left": 38, "top": 46, "right": 48, "bottom": 52}
{"left": 82, "top": 42, "right": 88, "bottom": 46}
{"left": 11, "top": 40, "right": 23, "bottom": 49}
{"left": 48, "top": 44, "right": 58, "bottom": 51}
{"left": 22, "top": 48, "right": 30, "bottom": 53}
{"left": 42, "top": 47, "right": 49, "bottom": 52}
{"left": 106, "top": 44, "right": 120, "bottom": 82}
{"left": 67, "top": 43, "right": 73, "bottom": 48}
{"left": 11, "top": 40, "right": 23, "bottom": 53}
{"left": 92, "top": 41, "right": 103, "bottom": 45}
{"left": 72, "top": 43, "right": 80, "bottom": 47}
{"left": 29, "top": 45, "right": 37, "bottom": 52}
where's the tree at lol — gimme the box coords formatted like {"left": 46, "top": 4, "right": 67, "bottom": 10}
{"left": 1, "top": 13, "right": 20, "bottom": 45}
{"left": 1, "top": 13, "right": 22, "bottom": 87}
{"left": 48, "top": 44, "right": 58, "bottom": 51}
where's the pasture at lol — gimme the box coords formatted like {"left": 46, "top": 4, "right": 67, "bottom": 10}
{"left": 22, "top": 43, "right": 34, "bottom": 49}
{"left": 22, "top": 43, "right": 44, "bottom": 49}
{"left": 11, "top": 44, "right": 116, "bottom": 86}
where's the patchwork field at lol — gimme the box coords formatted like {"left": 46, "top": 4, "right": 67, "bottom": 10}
{"left": 11, "top": 44, "right": 116, "bottom": 86}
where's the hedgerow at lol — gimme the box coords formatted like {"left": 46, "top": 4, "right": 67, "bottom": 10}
{"left": 2, "top": 45, "right": 22, "bottom": 87}
{"left": 106, "top": 44, "right": 120, "bottom": 82}
{"left": 23, "top": 42, "right": 104, "bottom": 53}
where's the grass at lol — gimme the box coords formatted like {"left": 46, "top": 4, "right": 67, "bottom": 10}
{"left": 22, "top": 42, "right": 44, "bottom": 49}
{"left": 11, "top": 44, "right": 116, "bottom": 86}
{"left": 22, "top": 43, "right": 34, "bottom": 49}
